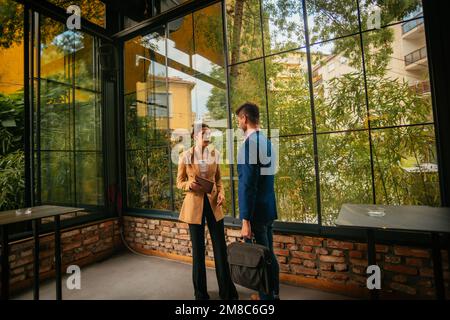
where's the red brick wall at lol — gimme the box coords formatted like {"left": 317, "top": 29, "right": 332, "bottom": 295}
{"left": 123, "top": 216, "right": 449, "bottom": 299}
{"left": 3, "top": 215, "right": 447, "bottom": 299}
{"left": 0, "top": 219, "right": 122, "bottom": 294}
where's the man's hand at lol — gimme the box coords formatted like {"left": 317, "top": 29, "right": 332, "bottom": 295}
{"left": 217, "top": 193, "right": 225, "bottom": 206}
{"left": 241, "top": 219, "right": 252, "bottom": 239}
{"left": 189, "top": 181, "right": 204, "bottom": 192}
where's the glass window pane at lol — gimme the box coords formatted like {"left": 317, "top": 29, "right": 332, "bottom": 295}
{"left": 125, "top": 93, "right": 148, "bottom": 151}
{"left": 76, "top": 152, "right": 103, "bottom": 205}
{"left": 318, "top": 130, "right": 373, "bottom": 226}
{"left": 168, "top": 4, "right": 228, "bottom": 131}
{"left": 47, "top": 0, "right": 105, "bottom": 27}
{"left": 157, "top": 0, "right": 190, "bottom": 14}
{"left": 266, "top": 49, "right": 312, "bottom": 135}
{"left": 0, "top": 0, "right": 24, "bottom": 94}
{"left": 142, "top": 66, "right": 169, "bottom": 147}
{"left": 147, "top": 147, "right": 172, "bottom": 210}
{"left": 41, "top": 151, "right": 74, "bottom": 204}
{"left": 124, "top": 36, "right": 149, "bottom": 95}
{"left": 75, "top": 32, "right": 97, "bottom": 91}
{"left": 372, "top": 125, "right": 440, "bottom": 206}
{"left": 227, "top": 0, "right": 264, "bottom": 63}
{"left": 126, "top": 150, "right": 148, "bottom": 209}
{"left": 40, "top": 17, "right": 72, "bottom": 85}
{"left": 359, "top": 0, "right": 423, "bottom": 31}
{"left": 306, "top": 0, "right": 359, "bottom": 45}
{"left": 229, "top": 59, "right": 267, "bottom": 129}
{"left": 194, "top": 3, "right": 226, "bottom": 70}
{"left": 143, "top": 28, "right": 168, "bottom": 147}
{"left": 363, "top": 24, "right": 432, "bottom": 128}
{"left": 124, "top": 27, "right": 169, "bottom": 147}
{"left": 262, "top": 0, "right": 305, "bottom": 55}
{"left": 75, "top": 89, "right": 102, "bottom": 151}
{"left": 36, "top": 15, "right": 103, "bottom": 210}
{"left": 311, "top": 35, "right": 366, "bottom": 132}
{"left": 219, "top": 163, "right": 234, "bottom": 217}
{"left": 274, "top": 135, "right": 317, "bottom": 223}
{"left": 172, "top": 160, "right": 185, "bottom": 213}
{"left": 40, "top": 81, "right": 73, "bottom": 150}
{"left": 127, "top": 147, "right": 172, "bottom": 211}
{"left": 125, "top": 25, "right": 172, "bottom": 211}
{"left": 168, "top": 3, "right": 231, "bottom": 213}
{"left": 0, "top": 0, "right": 25, "bottom": 211}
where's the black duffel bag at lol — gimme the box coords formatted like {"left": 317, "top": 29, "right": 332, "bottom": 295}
{"left": 227, "top": 241, "right": 273, "bottom": 295}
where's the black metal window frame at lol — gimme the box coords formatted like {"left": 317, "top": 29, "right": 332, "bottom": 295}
{"left": 5, "top": 0, "right": 447, "bottom": 247}
{"left": 32, "top": 16, "right": 104, "bottom": 208}
{"left": 6, "top": 0, "right": 115, "bottom": 242}
{"left": 116, "top": 0, "right": 449, "bottom": 248}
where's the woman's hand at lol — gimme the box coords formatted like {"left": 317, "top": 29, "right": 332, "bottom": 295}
{"left": 217, "top": 193, "right": 225, "bottom": 206}
{"left": 189, "top": 181, "right": 204, "bottom": 192}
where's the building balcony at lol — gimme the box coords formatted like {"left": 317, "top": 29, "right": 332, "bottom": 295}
{"left": 409, "top": 81, "right": 431, "bottom": 95}
{"left": 404, "top": 47, "right": 427, "bottom": 71}
{"left": 402, "top": 16, "right": 424, "bottom": 40}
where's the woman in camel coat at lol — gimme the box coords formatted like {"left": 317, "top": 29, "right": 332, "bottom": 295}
{"left": 177, "top": 123, "right": 238, "bottom": 300}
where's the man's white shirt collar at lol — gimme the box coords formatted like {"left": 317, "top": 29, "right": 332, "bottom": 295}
{"left": 244, "top": 128, "right": 259, "bottom": 141}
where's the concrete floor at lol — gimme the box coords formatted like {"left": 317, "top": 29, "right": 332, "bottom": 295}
{"left": 13, "top": 251, "right": 351, "bottom": 300}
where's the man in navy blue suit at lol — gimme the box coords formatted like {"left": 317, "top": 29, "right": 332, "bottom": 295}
{"left": 236, "top": 102, "right": 279, "bottom": 300}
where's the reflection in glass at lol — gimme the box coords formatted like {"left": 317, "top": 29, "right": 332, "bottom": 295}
{"left": 127, "top": 147, "right": 172, "bottom": 211}
{"left": 227, "top": 0, "right": 264, "bottom": 63}
{"left": 75, "top": 89, "right": 102, "bottom": 151}
{"left": 168, "top": 4, "right": 232, "bottom": 214}
{"left": 41, "top": 151, "right": 74, "bottom": 204}
{"left": 124, "top": 36, "right": 149, "bottom": 95}
{"left": 318, "top": 130, "right": 372, "bottom": 226}
{"left": 75, "top": 33, "right": 97, "bottom": 91}
{"left": 36, "top": 16, "right": 103, "bottom": 208}
{"left": 147, "top": 147, "right": 172, "bottom": 210}
{"left": 157, "top": 0, "right": 190, "bottom": 14}
{"left": 127, "top": 150, "right": 148, "bottom": 209}
{"left": 0, "top": 0, "right": 25, "bottom": 211}
{"left": 40, "top": 17, "right": 72, "bottom": 85}
{"left": 76, "top": 152, "right": 104, "bottom": 205}
{"left": 40, "top": 81, "right": 72, "bottom": 151}
{"left": 372, "top": 125, "right": 439, "bottom": 207}
{"left": 124, "top": 3, "right": 233, "bottom": 214}
{"left": 125, "top": 26, "right": 171, "bottom": 210}
{"left": 47, "top": 0, "right": 106, "bottom": 27}
{"left": 125, "top": 92, "right": 147, "bottom": 151}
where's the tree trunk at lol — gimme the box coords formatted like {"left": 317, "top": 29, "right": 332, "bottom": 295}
{"left": 230, "top": 0, "right": 244, "bottom": 78}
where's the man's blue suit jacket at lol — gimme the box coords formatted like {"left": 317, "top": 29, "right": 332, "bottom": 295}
{"left": 237, "top": 130, "right": 277, "bottom": 223}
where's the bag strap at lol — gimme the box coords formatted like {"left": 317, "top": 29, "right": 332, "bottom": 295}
{"left": 240, "top": 236, "right": 256, "bottom": 244}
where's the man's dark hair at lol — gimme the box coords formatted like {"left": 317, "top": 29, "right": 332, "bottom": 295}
{"left": 235, "top": 102, "right": 260, "bottom": 125}
{"left": 191, "top": 122, "right": 210, "bottom": 139}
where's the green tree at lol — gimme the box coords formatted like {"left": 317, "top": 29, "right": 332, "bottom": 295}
{"left": 207, "top": 0, "right": 437, "bottom": 224}
{"left": 0, "top": 92, "right": 25, "bottom": 210}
